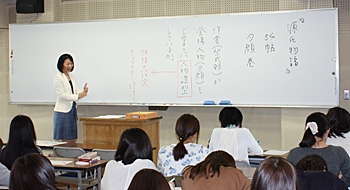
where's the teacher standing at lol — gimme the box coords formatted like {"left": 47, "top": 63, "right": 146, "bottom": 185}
{"left": 53, "top": 54, "right": 88, "bottom": 143}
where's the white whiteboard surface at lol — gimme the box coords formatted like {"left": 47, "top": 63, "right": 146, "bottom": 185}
{"left": 9, "top": 8, "right": 339, "bottom": 107}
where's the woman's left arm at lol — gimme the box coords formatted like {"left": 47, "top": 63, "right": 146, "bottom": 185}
{"left": 70, "top": 74, "right": 84, "bottom": 95}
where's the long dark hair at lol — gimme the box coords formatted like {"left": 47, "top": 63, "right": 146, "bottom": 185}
{"left": 183, "top": 150, "right": 236, "bottom": 180}
{"left": 0, "top": 138, "right": 3, "bottom": 156}
{"left": 295, "top": 154, "right": 328, "bottom": 172}
{"left": 128, "top": 169, "right": 171, "bottom": 190}
{"left": 10, "top": 153, "right": 56, "bottom": 190}
{"left": 299, "top": 112, "right": 329, "bottom": 148}
{"left": 251, "top": 156, "right": 300, "bottom": 190}
{"left": 1, "top": 115, "right": 37, "bottom": 169}
{"left": 327, "top": 107, "right": 350, "bottom": 138}
{"left": 173, "top": 114, "right": 200, "bottom": 161}
{"left": 115, "top": 128, "right": 153, "bottom": 165}
{"left": 219, "top": 107, "right": 243, "bottom": 127}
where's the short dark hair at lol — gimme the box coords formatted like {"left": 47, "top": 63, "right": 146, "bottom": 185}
{"left": 10, "top": 153, "right": 56, "bottom": 190}
{"left": 219, "top": 107, "right": 243, "bottom": 127}
{"left": 115, "top": 128, "right": 153, "bottom": 165}
{"left": 1, "top": 115, "right": 37, "bottom": 169}
{"left": 251, "top": 156, "right": 300, "bottom": 190}
{"left": 299, "top": 112, "right": 330, "bottom": 148}
{"left": 57, "top": 53, "right": 74, "bottom": 73}
{"left": 173, "top": 114, "right": 200, "bottom": 161}
{"left": 295, "top": 154, "right": 327, "bottom": 172}
{"left": 183, "top": 150, "right": 236, "bottom": 180}
{"left": 128, "top": 169, "right": 171, "bottom": 190}
{"left": 327, "top": 107, "right": 350, "bottom": 138}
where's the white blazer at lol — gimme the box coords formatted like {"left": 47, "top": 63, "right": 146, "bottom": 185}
{"left": 53, "top": 72, "right": 83, "bottom": 113}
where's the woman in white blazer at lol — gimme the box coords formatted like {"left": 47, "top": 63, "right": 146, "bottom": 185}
{"left": 53, "top": 54, "right": 88, "bottom": 143}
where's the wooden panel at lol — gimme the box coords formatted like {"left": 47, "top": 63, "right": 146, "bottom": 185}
{"left": 113, "top": 125, "right": 132, "bottom": 145}
{"left": 83, "top": 121, "right": 114, "bottom": 145}
{"left": 81, "top": 117, "right": 161, "bottom": 163}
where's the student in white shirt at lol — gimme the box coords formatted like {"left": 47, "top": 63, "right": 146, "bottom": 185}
{"left": 157, "top": 114, "right": 210, "bottom": 177}
{"left": 209, "top": 107, "right": 263, "bottom": 163}
{"left": 101, "top": 128, "right": 156, "bottom": 190}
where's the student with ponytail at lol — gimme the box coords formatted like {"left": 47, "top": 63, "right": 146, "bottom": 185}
{"left": 287, "top": 112, "right": 350, "bottom": 186}
{"left": 157, "top": 114, "right": 210, "bottom": 177}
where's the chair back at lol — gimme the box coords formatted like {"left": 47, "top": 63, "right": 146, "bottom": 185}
{"left": 92, "top": 149, "right": 116, "bottom": 160}
{"left": 235, "top": 159, "right": 250, "bottom": 167}
{"left": 53, "top": 147, "right": 86, "bottom": 158}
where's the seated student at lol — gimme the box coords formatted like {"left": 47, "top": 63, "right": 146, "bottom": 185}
{"left": 0, "top": 115, "right": 40, "bottom": 170}
{"left": 0, "top": 138, "right": 10, "bottom": 188}
{"left": 287, "top": 112, "right": 350, "bottom": 186}
{"left": 209, "top": 107, "right": 263, "bottom": 163}
{"left": 128, "top": 169, "right": 172, "bottom": 190}
{"left": 295, "top": 154, "right": 347, "bottom": 190}
{"left": 157, "top": 114, "right": 210, "bottom": 177}
{"left": 10, "top": 153, "right": 56, "bottom": 190}
{"left": 182, "top": 150, "right": 251, "bottom": 190}
{"left": 251, "top": 156, "right": 300, "bottom": 190}
{"left": 101, "top": 128, "right": 156, "bottom": 190}
{"left": 326, "top": 107, "right": 350, "bottom": 155}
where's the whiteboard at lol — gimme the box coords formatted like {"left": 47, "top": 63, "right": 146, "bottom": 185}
{"left": 9, "top": 8, "right": 339, "bottom": 107}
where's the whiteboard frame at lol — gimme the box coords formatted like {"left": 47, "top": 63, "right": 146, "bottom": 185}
{"left": 9, "top": 8, "right": 339, "bottom": 108}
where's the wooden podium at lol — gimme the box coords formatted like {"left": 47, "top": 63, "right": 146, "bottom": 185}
{"left": 80, "top": 116, "right": 161, "bottom": 163}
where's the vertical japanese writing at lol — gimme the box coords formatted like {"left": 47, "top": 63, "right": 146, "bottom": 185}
{"left": 141, "top": 49, "right": 149, "bottom": 87}
{"left": 212, "top": 26, "right": 222, "bottom": 85}
{"left": 264, "top": 32, "right": 276, "bottom": 53}
{"left": 180, "top": 28, "right": 188, "bottom": 58}
{"left": 178, "top": 60, "right": 192, "bottom": 97}
{"left": 286, "top": 18, "right": 304, "bottom": 74}
{"left": 195, "top": 26, "right": 206, "bottom": 94}
{"left": 165, "top": 29, "right": 174, "bottom": 61}
{"left": 245, "top": 34, "right": 256, "bottom": 67}
{"left": 129, "top": 49, "right": 136, "bottom": 100}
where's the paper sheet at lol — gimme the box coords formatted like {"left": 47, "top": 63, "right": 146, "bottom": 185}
{"left": 50, "top": 160, "right": 73, "bottom": 165}
{"left": 263, "top": 150, "right": 289, "bottom": 155}
{"left": 93, "top": 115, "right": 126, "bottom": 119}
{"left": 36, "top": 140, "right": 67, "bottom": 146}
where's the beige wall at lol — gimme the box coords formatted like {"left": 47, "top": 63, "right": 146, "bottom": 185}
{"left": 1, "top": 0, "right": 349, "bottom": 151}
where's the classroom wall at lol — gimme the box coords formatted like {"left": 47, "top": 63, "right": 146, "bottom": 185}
{"left": 0, "top": 0, "right": 349, "bottom": 151}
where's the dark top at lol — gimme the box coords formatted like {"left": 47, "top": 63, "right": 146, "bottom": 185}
{"left": 287, "top": 145, "right": 350, "bottom": 186}
{"left": 69, "top": 80, "right": 74, "bottom": 94}
{"left": 297, "top": 170, "right": 348, "bottom": 190}
{"left": 0, "top": 145, "right": 40, "bottom": 170}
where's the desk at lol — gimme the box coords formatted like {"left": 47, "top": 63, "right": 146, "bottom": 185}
{"left": 49, "top": 157, "right": 108, "bottom": 190}
{"left": 55, "top": 143, "right": 118, "bottom": 151}
{"left": 249, "top": 150, "right": 289, "bottom": 167}
{"left": 80, "top": 116, "right": 161, "bottom": 162}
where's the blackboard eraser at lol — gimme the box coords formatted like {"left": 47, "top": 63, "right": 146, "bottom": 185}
{"left": 204, "top": 101, "right": 215, "bottom": 105}
{"left": 219, "top": 100, "right": 231, "bottom": 105}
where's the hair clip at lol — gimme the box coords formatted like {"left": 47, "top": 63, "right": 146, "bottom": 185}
{"left": 305, "top": 122, "right": 318, "bottom": 135}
